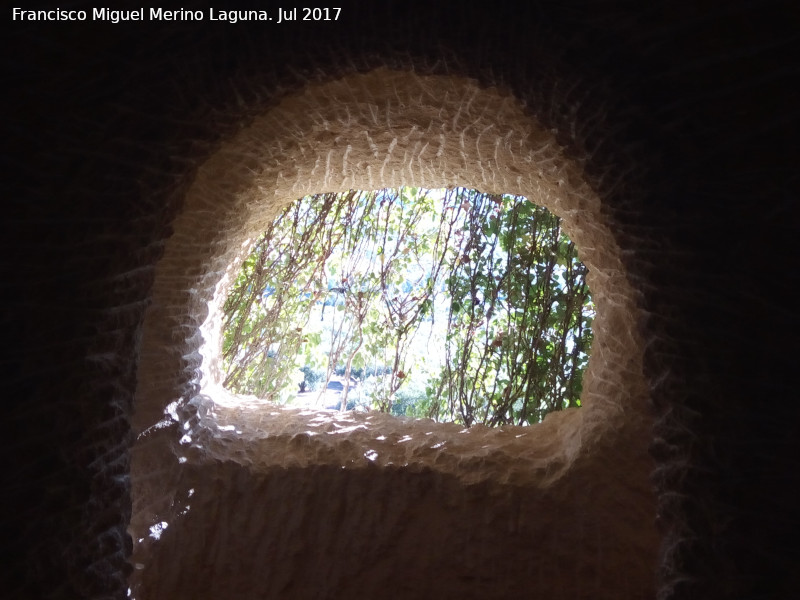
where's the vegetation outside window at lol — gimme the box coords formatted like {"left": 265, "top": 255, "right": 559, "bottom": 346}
{"left": 221, "top": 187, "right": 594, "bottom": 427}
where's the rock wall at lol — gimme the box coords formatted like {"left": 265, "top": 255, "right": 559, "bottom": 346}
{"left": 2, "top": 2, "right": 797, "bottom": 599}
{"left": 130, "top": 68, "right": 657, "bottom": 598}
{"left": 134, "top": 396, "right": 656, "bottom": 599}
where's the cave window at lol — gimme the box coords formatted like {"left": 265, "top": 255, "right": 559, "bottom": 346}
{"left": 218, "top": 187, "right": 593, "bottom": 427}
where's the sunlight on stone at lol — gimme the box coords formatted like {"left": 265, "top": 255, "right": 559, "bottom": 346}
{"left": 148, "top": 521, "right": 169, "bottom": 540}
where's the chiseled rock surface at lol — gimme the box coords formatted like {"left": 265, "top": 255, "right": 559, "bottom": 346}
{"left": 129, "top": 68, "right": 657, "bottom": 599}
{"left": 191, "top": 387, "right": 586, "bottom": 482}
{"left": 131, "top": 387, "right": 657, "bottom": 599}
{"left": 8, "top": 5, "right": 793, "bottom": 599}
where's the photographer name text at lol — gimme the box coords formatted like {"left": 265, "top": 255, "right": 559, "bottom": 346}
{"left": 11, "top": 7, "right": 341, "bottom": 24}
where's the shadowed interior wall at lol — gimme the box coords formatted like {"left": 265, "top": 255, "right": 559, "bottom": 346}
{"left": 130, "top": 69, "right": 656, "bottom": 599}
{"left": 2, "top": 2, "right": 797, "bottom": 600}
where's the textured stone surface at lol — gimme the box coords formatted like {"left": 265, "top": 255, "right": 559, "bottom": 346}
{"left": 132, "top": 392, "right": 656, "bottom": 599}
{"left": 129, "top": 70, "right": 657, "bottom": 598}
{"left": 136, "top": 69, "right": 639, "bottom": 431}
{"left": 2, "top": 3, "right": 797, "bottom": 599}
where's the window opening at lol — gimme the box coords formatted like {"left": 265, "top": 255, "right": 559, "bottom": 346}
{"left": 220, "top": 187, "right": 593, "bottom": 427}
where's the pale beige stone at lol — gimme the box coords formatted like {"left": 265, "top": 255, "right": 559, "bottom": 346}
{"left": 131, "top": 69, "right": 656, "bottom": 599}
